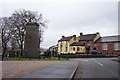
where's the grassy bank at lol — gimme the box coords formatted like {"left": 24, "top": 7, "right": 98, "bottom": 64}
{"left": 3, "top": 57, "right": 68, "bottom": 61}
{"left": 112, "top": 57, "right": 120, "bottom": 62}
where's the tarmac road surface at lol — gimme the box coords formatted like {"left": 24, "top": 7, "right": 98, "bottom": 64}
{"left": 72, "top": 58, "right": 119, "bottom": 79}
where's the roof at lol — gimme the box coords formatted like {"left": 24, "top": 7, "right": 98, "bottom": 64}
{"left": 79, "top": 34, "right": 96, "bottom": 41}
{"left": 70, "top": 42, "right": 85, "bottom": 46}
{"left": 58, "top": 36, "right": 73, "bottom": 42}
{"left": 96, "top": 35, "right": 120, "bottom": 43}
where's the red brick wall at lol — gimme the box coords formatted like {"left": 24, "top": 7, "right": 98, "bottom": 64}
{"left": 95, "top": 42, "right": 120, "bottom": 55}
{"left": 95, "top": 43, "right": 102, "bottom": 51}
{"left": 80, "top": 40, "right": 94, "bottom": 53}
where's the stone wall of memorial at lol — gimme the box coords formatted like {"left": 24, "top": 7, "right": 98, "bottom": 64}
{"left": 23, "top": 23, "right": 40, "bottom": 58}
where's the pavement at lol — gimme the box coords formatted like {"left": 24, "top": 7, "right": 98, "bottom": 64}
{"left": 22, "top": 60, "right": 79, "bottom": 79}
{"left": 0, "top": 54, "right": 2, "bottom": 60}
{"left": 72, "top": 58, "right": 119, "bottom": 78}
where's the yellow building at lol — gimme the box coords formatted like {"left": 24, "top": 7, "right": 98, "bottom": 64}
{"left": 58, "top": 35, "right": 86, "bottom": 54}
{"left": 58, "top": 35, "right": 79, "bottom": 54}
{"left": 70, "top": 42, "right": 86, "bottom": 53}
{"left": 58, "top": 32, "right": 101, "bottom": 54}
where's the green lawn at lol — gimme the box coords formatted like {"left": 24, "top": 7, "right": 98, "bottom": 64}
{"left": 3, "top": 57, "right": 68, "bottom": 61}
{"left": 112, "top": 57, "right": 120, "bottom": 62}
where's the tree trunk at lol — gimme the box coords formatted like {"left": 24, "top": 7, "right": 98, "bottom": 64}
{"left": 20, "top": 44, "right": 23, "bottom": 57}
{"left": 2, "top": 44, "right": 7, "bottom": 60}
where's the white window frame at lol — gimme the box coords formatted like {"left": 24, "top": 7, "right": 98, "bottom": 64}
{"left": 114, "top": 43, "right": 120, "bottom": 50}
{"left": 102, "top": 43, "right": 108, "bottom": 50}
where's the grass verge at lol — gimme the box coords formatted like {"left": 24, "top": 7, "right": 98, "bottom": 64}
{"left": 3, "top": 57, "right": 68, "bottom": 61}
{"left": 112, "top": 57, "right": 120, "bottom": 62}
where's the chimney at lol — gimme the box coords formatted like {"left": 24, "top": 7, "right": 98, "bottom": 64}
{"left": 80, "top": 32, "right": 83, "bottom": 36}
{"left": 73, "top": 35, "right": 76, "bottom": 38}
{"left": 62, "top": 36, "right": 65, "bottom": 38}
{"left": 96, "top": 32, "right": 99, "bottom": 34}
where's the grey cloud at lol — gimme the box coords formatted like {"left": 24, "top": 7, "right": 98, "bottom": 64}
{"left": 0, "top": 0, "right": 118, "bottom": 48}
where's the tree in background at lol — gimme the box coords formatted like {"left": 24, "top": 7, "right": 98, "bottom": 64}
{"left": 0, "top": 17, "right": 13, "bottom": 58}
{"left": 11, "top": 9, "right": 47, "bottom": 51}
{"left": 0, "top": 9, "right": 47, "bottom": 58}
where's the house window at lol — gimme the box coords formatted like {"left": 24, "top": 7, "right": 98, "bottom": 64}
{"left": 114, "top": 43, "right": 120, "bottom": 50}
{"left": 60, "top": 43, "right": 62, "bottom": 52}
{"left": 77, "top": 47, "right": 80, "bottom": 51}
{"left": 65, "top": 46, "right": 67, "bottom": 52}
{"left": 102, "top": 43, "right": 108, "bottom": 50}
{"left": 83, "top": 42, "right": 85, "bottom": 45}
{"left": 73, "top": 47, "right": 75, "bottom": 51}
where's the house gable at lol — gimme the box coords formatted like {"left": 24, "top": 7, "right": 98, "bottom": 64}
{"left": 58, "top": 35, "right": 78, "bottom": 54}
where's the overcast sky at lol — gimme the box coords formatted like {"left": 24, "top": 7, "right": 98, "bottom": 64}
{"left": 0, "top": 0, "right": 119, "bottom": 49}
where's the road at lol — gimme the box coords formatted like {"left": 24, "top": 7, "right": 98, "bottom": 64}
{"left": 72, "top": 58, "right": 119, "bottom": 79}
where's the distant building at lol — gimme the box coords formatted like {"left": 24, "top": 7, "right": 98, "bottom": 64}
{"left": 95, "top": 35, "right": 120, "bottom": 55}
{"left": 58, "top": 32, "right": 120, "bottom": 55}
{"left": 78, "top": 32, "right": 101, "bottom": 53}
{"left": 69, "top": 42, "right": 85, "bottom": 54}
{"left": 49, "top": 44, "right": 58, "bottom": 56}
{"left": 58, "top": 35, "right": 82, "bottom": 54}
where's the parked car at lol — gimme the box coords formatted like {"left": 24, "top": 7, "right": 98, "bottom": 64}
{"left": 91, "top": 50, "right": 102, "bottom": 55}
{"left": 117, "top": 52, "right": 120, "bottom": 57}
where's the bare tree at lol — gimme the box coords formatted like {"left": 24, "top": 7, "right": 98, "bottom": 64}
{"left": 0, "top": 17, "right": 13, "bottom": 58}
{"left": 0, "top": 9, "right": 47, "bottom": 59}
{"left": 10, "top": 9, "right": 47, "bottom": 54}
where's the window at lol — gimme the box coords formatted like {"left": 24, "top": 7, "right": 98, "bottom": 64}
{"left": 73, "top": 47, "right": 75, "bottom": 51}
{"left": 60, "top": 43, "right": 63, "bottom": 52}
{"left": 83, "top": 42, "right": 85, "bottom": 45}
{"left": 77, "top": 47, "right": 80, "bottom": 51}
{"left": 102, "top": 43, "right": 108, "bottom": 50}
{"left": 114, "top": 43, "right": 120, "bottom": 50}
{"left": 65, "top": 47, "right": 67, "bottom": 52}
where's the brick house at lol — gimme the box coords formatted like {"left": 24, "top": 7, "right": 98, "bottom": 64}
{"left": 95, "top": 35, "right": 120, "bottom": 55}
{"left": 78, "top": 32, "right": 101, "bottom": 53}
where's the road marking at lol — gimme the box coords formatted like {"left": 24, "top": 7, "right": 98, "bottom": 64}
{"left": 92, "top": 59, "right": 95, "bottom": 60}
{"left": 82, "top": 59, "right": 89, "bottom": 61}
{"left": 98, "top": 62, "right": 103, "bottom": 66}
{"left": 94, "top": 59, "right": 103, "bottom": 66}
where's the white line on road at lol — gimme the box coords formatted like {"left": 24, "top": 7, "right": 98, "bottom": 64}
{"left": 82, "top": 59, "right": 89, "bottom": 61}
{"left": 98, "top": 62, "right": 103, "bottom": 66}
{"left": 94, "top": 59, "right": 103, "bottom": 66}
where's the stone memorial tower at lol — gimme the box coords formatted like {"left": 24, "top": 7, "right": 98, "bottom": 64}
{"left": 23, "top": 22, "right": 40, "bottom": 58}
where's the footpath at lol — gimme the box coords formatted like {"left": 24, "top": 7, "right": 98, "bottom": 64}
{"left": 22, "top": 60, "right": 79, "bottom": 79}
